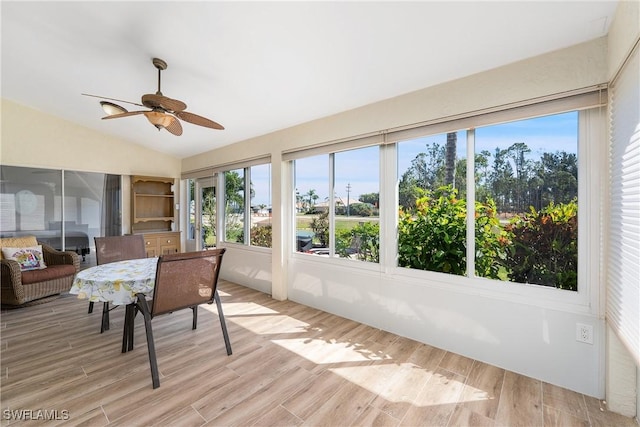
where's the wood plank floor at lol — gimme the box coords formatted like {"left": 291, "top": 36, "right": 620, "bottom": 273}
{"left": 1, "top": 280, "right": 637, "bottom": 426}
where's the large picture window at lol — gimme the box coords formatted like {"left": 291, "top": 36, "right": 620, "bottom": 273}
{"left": 474, "top": 112, "right": 578, "bottom": 289}
{"left": 290, "top": 101, "right": 596, "bottom": 292}
{"left": 396, "top": 112, "right": 579, "bottom": 290}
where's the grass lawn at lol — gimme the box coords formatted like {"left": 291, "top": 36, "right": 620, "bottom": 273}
{"left": 296, "top": 214, "right": 379, "bottom": 234}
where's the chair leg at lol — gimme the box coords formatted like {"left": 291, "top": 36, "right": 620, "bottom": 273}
{"left": 192, "top": 306, "right": 198, "bottom": 330}
{"left": 122, "top": 303, "right": 136, "bottom": 353}
{"left": 136, "top": 294, "right": 160, "bottom": 389}
{"left": 100, "top": 302, "right": 110, "bottom": 333}
{"left": 88, "top": 301, "right": 94, "bottom": 314}
{"left": 214, "top": 290, "right": 232, "bottom": 356}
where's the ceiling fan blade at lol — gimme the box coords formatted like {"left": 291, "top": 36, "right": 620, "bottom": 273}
{"left": 142, "top": 94, "right": 187, "bottom": 112}
{"left": 101, "top": 110, "right": 147, "bottom": 120}
{"left": 82, "top": 93, "right": 144, "bottom": 107}
{"left": 175, "top": 111, "right": 224, "bottom": 130}
{"left": 164, "top": 116, "right": 183, "bottom": 136}
{"left": 143, "top": 111, "right": 183, "bottom": 136}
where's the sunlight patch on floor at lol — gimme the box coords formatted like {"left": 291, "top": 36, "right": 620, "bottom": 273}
{"left": 208, "top": 301, "right": 280, "bottom": 316}
{"left": 228, "top": 315, "right": 310, "bottom": 334}
{"left": 272, "top": 337, "right": 389, "bottom": 364}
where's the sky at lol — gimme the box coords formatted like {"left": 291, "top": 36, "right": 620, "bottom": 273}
{"left": 247, "top": 111, "right": 579, "bottom": 206}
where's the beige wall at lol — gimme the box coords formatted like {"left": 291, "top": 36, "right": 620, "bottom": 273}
{"left": 608, "top": 0, "right": 640, "bottom": 80}
{"left": 1, "top": 99, "right": 183, "bottom": 234}
{"left": 1, "top": 99, "right": 181, "bottom": 177}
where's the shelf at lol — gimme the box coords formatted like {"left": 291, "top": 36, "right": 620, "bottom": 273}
{"left": 134, "top": 217, "right": 174, "bottom": 223}
{"left": 131, "top": 175, "right": 175, "bottom": 234}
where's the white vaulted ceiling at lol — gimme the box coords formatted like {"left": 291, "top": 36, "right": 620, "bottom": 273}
{"left": 1, "top": 1, "right": 618, "bottom": 158}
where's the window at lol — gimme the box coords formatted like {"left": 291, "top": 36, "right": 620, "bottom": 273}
{"left": 249, "top": 163, "right": 272, "bottom": 248}
{"left": 293, "top": 147, "right": 380, "bottom": 263}
{"left": 395, "top": 112, "right": 579, "bottom": 290}
{"left": 288, "top": 91, "right": 602, "bottom": 294}
{"left": 294, "top": 154, "right": 329, "bottom": 253}
{"left": 474, "top": 112, "right": 578, "bottom": 289}
{"left": 221, "top": 161, "right": 272, "bottom": 247}
{"left": 397, "top": 131, "right": 467, "bottom": 274}
{"left": 334, "top": 147, "right": 379, "bottom": 262}
{"left": 224, "top": 169, "right": 245, "bottom": 243}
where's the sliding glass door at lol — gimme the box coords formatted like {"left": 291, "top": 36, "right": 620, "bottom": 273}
{"left": 185, "top": 176, "right": 217, "bottom": 252}
{"left": 0, "top": 166, "right": 121, "bottom": 267}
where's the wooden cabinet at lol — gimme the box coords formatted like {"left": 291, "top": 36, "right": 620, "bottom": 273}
{"left": 142, "top": 231, "right": 180, "bottom": 257}
{"left": 131, "top": 176, "right": 181, "bottom": 256}
{"left": 131, "top": 175, "right": 175, "bottom": 234}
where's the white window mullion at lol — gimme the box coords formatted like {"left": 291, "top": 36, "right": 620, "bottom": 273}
{"left": 466, "top": 129, "right": 476, "bottom": 278}
{"left": 244, "top": 167, "right": 251, "bottom": 245}
{"left": 380, "top": 143, "right": 397, "bottom": 271}
{"left": 329, "top": 153, "right": 335, "bottom": 257}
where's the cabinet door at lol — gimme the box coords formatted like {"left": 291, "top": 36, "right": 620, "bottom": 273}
{"left": 144, "top": 236, "right": 158, "bottom": 257}
{"left": 158, "top": 234, "right": 179, "bottom": 254}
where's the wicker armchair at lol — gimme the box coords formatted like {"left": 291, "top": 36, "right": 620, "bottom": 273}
{"left": 0, "top": 236, "right": 80, "bottom": 307}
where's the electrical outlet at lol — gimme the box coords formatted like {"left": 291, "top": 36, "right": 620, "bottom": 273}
{"left": 576, "top": 323, "right": 593, "bottom": 344}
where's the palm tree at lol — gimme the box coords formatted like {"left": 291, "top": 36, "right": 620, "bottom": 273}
{"left": 445, "top": 132, "right": 457, "bottom": 187}
{"left": 305, "top": 189, "right": 318, "bottom": 211}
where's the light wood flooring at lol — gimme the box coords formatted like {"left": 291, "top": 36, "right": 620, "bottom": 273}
{"left": 1, "top": 281, "right": 637, "bottom": 427}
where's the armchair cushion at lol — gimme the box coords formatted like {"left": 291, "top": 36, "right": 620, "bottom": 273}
{"left": 2, "top": 245, "right": 47, "bottom": 271}
{"left": 21, "top": 264, "right": 76, "bottom": 285}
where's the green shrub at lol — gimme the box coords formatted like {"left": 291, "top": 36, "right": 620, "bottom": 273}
{"left": 501, "top": 200, "right": 578, "bottom": 290}
{"left": 336, "top": 221, "right": 379, "bottom": 262}
{"left": 251, "top": 224, "right": 272, "bottom": 248}
{"left": 310, "top": 211, "right": 329, "bottom": 246}
{"left": 474, "top": 198, "right": 509, "bottom": 280}
{"left": 398, "top": 187, "right": 467, "bottom": 275}
{"left": 398, "top": 186, "right": 505, "bottom": 279}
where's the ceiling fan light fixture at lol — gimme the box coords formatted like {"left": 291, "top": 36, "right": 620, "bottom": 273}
{"left": 100, "top": 101, "right": 127, "bottom": 115}
{"left": 144, "top": 111, "right": 173, "bottom": 130}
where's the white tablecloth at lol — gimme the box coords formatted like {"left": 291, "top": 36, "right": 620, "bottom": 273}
{"left": 69, "top": 257, "right": 158, "bottom": 305}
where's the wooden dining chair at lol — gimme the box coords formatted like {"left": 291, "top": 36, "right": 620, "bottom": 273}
{"left": 127, "top": 248, "right": 231, "bottom": 389}
{"left": 92, "top": 235, "right": 146, "bottom": 333}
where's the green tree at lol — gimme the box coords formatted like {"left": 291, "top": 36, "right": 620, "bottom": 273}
{"left": 398, "top": 141, "right": 447, "bottom": 210}
{"left": 305, "top": 189, "right": 319, "bottom": 213}
{"left": 445, "top": 132, "right": 457, "bottom": 186}
{"left": 358, "top": 192, "right": 379, "bottom": 206}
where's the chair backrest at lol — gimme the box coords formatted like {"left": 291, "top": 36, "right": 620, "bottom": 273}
{"left": 151, "top": 248, "right": 226, "bottom": 317}
{"left": 94, "top": 235, "right": 146, "bottom": 265}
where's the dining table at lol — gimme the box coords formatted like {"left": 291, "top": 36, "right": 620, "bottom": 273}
{"left": 69, "top": 257, "right": 159, "bottom": 352}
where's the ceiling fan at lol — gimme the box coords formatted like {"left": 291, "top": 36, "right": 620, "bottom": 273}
{"left": 82, "top": 58, "right": 224, "bottom": 136}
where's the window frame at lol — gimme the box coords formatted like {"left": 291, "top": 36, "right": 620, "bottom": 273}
{"left": 287, "top": 91, "right": 606, "bottom": 313}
